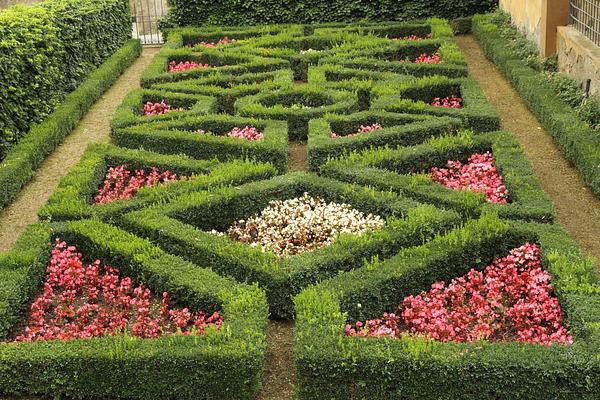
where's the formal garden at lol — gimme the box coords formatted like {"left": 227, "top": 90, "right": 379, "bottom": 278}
{"left": 2, "top": 0, "right": 600, "bottom": 398}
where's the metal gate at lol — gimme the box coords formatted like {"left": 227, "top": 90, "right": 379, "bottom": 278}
{"left": 131, "top": 0, "right": 167, "bottom": 45}
{"left": 570, "top": 0, "right": 600, "bottom": 46}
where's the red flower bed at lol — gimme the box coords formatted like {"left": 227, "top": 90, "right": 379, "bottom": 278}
{"left": 431, "top": 95, "right": 462, "bottom": 108}
{"left": 143, "top": 100, "right": 181, "bottom": 116}
{"left": 393, "top": 33, "right": 433, "bottom": 41}
{"left": 168, "top": 60, "right": 210, "bottom": 73}
{"left": 15, "top": 241, "right": 223, "bottom": 342}
{"left": 346, "top": 243, "right": 572, "bottom": 345}
{"left": 94, "top": 166, "right": 184, "bottom": 204}
{"left": 330, "top": 123, "right": 382, "bottom": 139}
{"left": 194, "top": 36, "right": 235, "bottom": 48}
{"left": 430, "top": 152, "right": 508, "bottom": 204}
{"left": 413, "top": 53, "right": 441, "bottom": 64}
{"left": 193, "top": 126, "right": 264, "bottom": 141}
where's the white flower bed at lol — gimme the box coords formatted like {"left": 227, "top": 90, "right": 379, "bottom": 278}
{"left": 216, "top": 193, "right": 385, "bottom": 257}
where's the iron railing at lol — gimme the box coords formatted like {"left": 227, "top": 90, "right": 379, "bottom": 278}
{"left": 570, "top": 0, "right": 600, "bottom": 46}
{"left": 131, "top": 0, "right": 167, "bottom": 45}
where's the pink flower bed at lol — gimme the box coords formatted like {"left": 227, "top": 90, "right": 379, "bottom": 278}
{"left": 393, "top": 33, "right": 433, "bottom": 41}
{"left": 194, "top": 36, "right": 235, "bottom": 48}
{"left": 15, "top": 241, "right": 223, "bottom": 342}
{"left": 168, "top": 60, "right": 210, "bottom": 73}
{"left": 346, "top": 243, "right": 572, "bottom": 345}
{"left": 414, "top": 53, "right": 441, "bottom": 64}
{"left": 94, "top": 166, "right": 184, "bottom": 204}
{"left": 330, "top": 123, "right": 382, "bottom": 139}
{"left": 143, "top": 100, "right": 184, "bottom": 116}
{"left": 194, "top": 126, "right": 264, "bottom": 141}
{"left": 430, "top": 152, "right": 508, "bottom": 204}
{"left": 431, "top": 95, "right": 462, "bottom": 108}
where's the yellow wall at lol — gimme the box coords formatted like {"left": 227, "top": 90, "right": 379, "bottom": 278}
{"left": 500, "top": 0, "right": 543, "bottom": 48}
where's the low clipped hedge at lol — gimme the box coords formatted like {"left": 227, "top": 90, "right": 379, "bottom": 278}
{"left": 0, "top": 0, "right": 131, "bottom": 156}
{"left": 0, "top": 39, "right": 142, "bottom": 210}
{"left": 473, "top": 13, "right": 600, "bottom": 198}
{"left": 235, "top": 87, "right": 359, "bottom": 141}
{"left": 110, "top": 89, "right": 217, "bottom": 130}
{"left": 112, "top": 115, "right": 289, "bottom": 172}
{"left": 307, "top": 112, "right": 460, "bottom": 170}
{"left": 319, "top": 130, "right": 555, "bottom": 222}
{"left": 150, "top": 69, "right": 294, "bottom": 114}
{"left": 140, "top": 48, "right": 289, "bottom": 88}
{"left": 116, "top": 172, "right": 463, "bottom": 318}
{"left": 38, "top": 143, "right": 278, "bottom": 222}
{"left": 294, "top": 213, "right": 600, "bottom": 399}
{"left": 0, "top": 219, "right": 268, "bottom": 399}
{"left": 372, "top": 76, "right": 500, "bottom": 132}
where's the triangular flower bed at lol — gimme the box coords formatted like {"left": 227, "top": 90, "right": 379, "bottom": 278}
{"left": 346, "top": 242, "right": 571, "bottom": 344}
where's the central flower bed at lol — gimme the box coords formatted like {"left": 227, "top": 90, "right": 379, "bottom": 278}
{"left": 215, "top": 193, "right": 385, "bottom": 257}
{"left": 15, "top": 241, "right": 223, "bottom": 342}
{"left": 345, "top": 242, "right": 571, "bottom": 345}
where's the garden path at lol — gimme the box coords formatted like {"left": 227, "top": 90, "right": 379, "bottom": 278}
{"left": 0, "top": 46, "right": 160, "bottom": 253}
{"left": 456, "top": 35, "right": 600, "bottom": 265}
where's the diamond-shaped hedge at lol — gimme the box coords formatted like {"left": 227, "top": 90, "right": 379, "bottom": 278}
{"left": 117, "top": 173, "right": 463, "bottom": 317}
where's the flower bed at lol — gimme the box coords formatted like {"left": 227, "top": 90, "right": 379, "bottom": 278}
{"left": 414, "top": 53, "right": 441, "bottom": 64}
{"left": 330, "top": 123, "right": 382, "bottom": 139}
{"left": 430, "top": 151, "right": 508, "bottom": 204}
{"left": 431, "top": 95, "right": 462, "bottom": 108}
{"left": 215, "top": 193, "right": 384, "bottom": 257}
{"left": 193, "top": 37, "right": 235, "bottom": 48}
{"left": 143, "top": 100, "right": 185, "bottom": 116}
{"left": 393, "top": 33, "right": 433, "bottom": 41}
{"left": 94, "top": 165, "right": 184, "bottom": 204}
{"left": 16, "top": 241, "right": 223, "bottom": 342}
{"left": 195, "top": 126, "right": 264, "bottom": 141}
{"left": 346, "top": 242, "right": 571, "bottom": 344}
{"left": 168, "top": 60, "right": 210, "bottom": 73}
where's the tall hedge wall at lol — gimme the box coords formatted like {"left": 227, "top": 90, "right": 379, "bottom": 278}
{"left": 0, "top": 0, "right": 131, "bottom": 160}
{"left": 164, "top": 0, "right": 497, "bottom": 28}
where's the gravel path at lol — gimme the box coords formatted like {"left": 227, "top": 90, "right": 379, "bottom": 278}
{"left": 0, "top": 47, "right": 160, "bottom": 253}
{"left": 456, "top": 35, "right": 600, "bottom": 264}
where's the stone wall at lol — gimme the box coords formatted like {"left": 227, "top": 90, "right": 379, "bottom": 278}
{"left": 558, "top": 26, "right": 600, "bottom": 97}
{"left": 500, "top": 0, "right": 543, "bottom": 47}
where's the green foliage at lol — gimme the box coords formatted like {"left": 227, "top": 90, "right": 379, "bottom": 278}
{"left": 163, "top": 0, "right": 497, "bottom": 27}
{"left": 0, "top": 39, "right": 142, "bottom": 210}
{"left": 0, "top": 220, "right": 268, "bottom": 399}
{"left": 0, "top": 0, "right": 131, "bottom": 159}
{"left": 294, "top": 217, "right": 600, "bottom": 399}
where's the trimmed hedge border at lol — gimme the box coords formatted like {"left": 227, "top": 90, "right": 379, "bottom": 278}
{"left": 112, "top": 115, "right": 289, "bottom": 172}
{"left": 235, "top": 86, "right": 359, "bottom": 141}
{"left": 116, "top": 172, "right": 463, "bottom": 318}
{"left": 472, "top": 13, "right": 600, "bottom": 198}
{"left": 372, "top": 76, "right": 501, "bottom": 132}
{"left": 294, "top": 213, "right": 600, "bottom": 399}
{"left": 307, "top": 113, "right": 461, "bottom": 170}
{"left": 38, "top": 143, "right": 278, "bottom": 222}
{"left": 0, "top": 220, "right": 268, "bottom": 399}
{"left": 318, "top": 130, "right": 555, "bottom": 223}
{"left": 0, "top": 39, "right": 142, "bottom": 210}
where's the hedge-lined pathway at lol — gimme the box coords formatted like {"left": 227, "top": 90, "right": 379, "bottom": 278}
{"left": 0, "top": 47, "right": 160, "bottom": 253}
{"left": 456, "top": 35, "right": 600, "bottom": 264}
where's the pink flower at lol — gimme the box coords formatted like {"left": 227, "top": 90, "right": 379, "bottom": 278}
{"left": 346, "top": 243, "right": 572, "bottom": 345}
{"left": 430, "top": 152, "right": 508, "bottom": 204}
{"left": 431, "top": 95, "right": 462, "bottom": 108}
{"left": 168, "top": 60, "right": 210, "bottom": 73}
{"left": 228, "top": 126, "right": 264, "bottom": 141}
{"left": 331, "top": 123, "right": 382, "bottom": 139}
{"left": 413, "top": 53, "right": 442, "bottom": 64}
{"left": 94, "top": 166, "right": 184, "bottom": 204}
{"left": 14, "top": 241, "right": 223, "bottom": 342}
{"left": 192, "top": 36, "right": 235, "bottom": 48}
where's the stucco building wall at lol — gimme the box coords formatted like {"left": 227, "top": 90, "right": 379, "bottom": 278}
{"left": 500, "top": 0, "right": 544, "bottom": 48}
